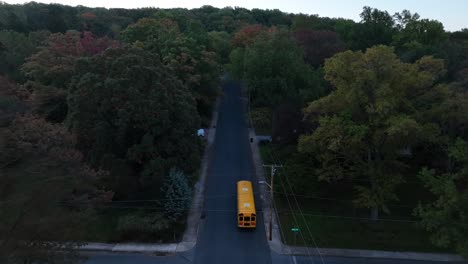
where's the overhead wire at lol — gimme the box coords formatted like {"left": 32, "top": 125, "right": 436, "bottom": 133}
{"left": 58, "top": 199, "right": 418, "bottom": 223}
{"left": 247, "top": 89, "right": 314, "bottom": 263}
{"left": 267, "top": 148, "right": 324, "bottom": 264}
{"left": 276, "top": 169, "right": 316, "bottom": 263}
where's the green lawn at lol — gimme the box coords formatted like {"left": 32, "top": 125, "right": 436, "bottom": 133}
{"left": 259, "top": 143, "right": 453, "bottom": 253}
{"left": 84, "top": 209, "right": 122, "bottom": 242}
{"left": 83, "top": 208, "right": 187, "bottom": 243}
{"left": 275, "top": 200, "right": 447, "bottom": 252}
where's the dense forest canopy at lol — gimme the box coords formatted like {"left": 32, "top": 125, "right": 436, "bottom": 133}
{"left": 1, "top": 1, "right": 468, "bottom": 261}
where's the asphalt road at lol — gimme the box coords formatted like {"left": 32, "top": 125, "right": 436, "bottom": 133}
{"left": 83, "top": 81, "right": 467, "bottom": 264}
{"left": 193, "top": 80, "right": 271, "bottom": 263}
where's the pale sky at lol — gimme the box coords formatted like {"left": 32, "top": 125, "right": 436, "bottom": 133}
{"left": 5, "top": 0, "right": 468, "bottom": 31}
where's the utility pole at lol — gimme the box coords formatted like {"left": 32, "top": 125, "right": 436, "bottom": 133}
{"left": 262, "top": 164, "right": 282, "bottom": 241}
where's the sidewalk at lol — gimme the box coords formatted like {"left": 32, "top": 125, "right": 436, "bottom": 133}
{"left": 248, "top": 124, "right": 465, "bottom": 262}
{"left": 81, "top": 97, "right": 221, "bottom": 254}
{"left": 283, "top": 246, "right": 466, "bottom": 262}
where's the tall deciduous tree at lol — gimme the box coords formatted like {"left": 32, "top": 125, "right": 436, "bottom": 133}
{"left": 231, "top": 28, "right": 325, "bottom": 108}
{"left": 299, "top": 46, "right": 445, "bottom": 220}
{"left": 21, "top": 30, "right": 118, "bottom": 122}
{"left": 0, "top": 115, "right": 111, "bottom": 263}
{"left": 207, "top": 31, "right": 231, "bottom": 64}
{"left": 232, "top": 24, "right": 263, "bottom": 48}
{"left": 0, "top": 30, "right": 36, "bottom": 81}
{"left": 415, "top": 139, "right": 468, "bottom": 257}
{"left": 358, "top": 6, "right": 396, "bottom": 48}
{"left": 121, "top": 18, "right": 220, "bottom": 121}
{"left": 67, "top": 47, "right": 201, "bottom": 199}
{"left": 392, "top": 10, "right": 447, "bottom": 62}
{"left": 293, "top": 29, "right": 345, "bottom": 67}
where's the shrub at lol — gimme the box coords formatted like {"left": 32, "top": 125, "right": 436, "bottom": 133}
{"left": 117, "top": 212, "right": 170, "bottom": 235}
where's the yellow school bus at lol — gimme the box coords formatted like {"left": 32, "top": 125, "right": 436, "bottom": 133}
{"left": 237, "top": 180, "right": 256, "bottom": 228}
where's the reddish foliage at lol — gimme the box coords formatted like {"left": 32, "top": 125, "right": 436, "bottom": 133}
{"left": 6, "top": 114, "right": 113, "bottom": 204}
{"left": 232, "top": 24, "right": 264, "bottom": 47}
{"left": 47, "top": 32, "right": 85, "bottom": 57}
{"left": 293, "top": 30, "right": 345, "bottom": 67}
{"left": 80, "top": 12, "right": 97, "bottom": 20}
{"left": 158, "top": 18, "right": 179, "bottom": 31}
{"left": 45, "top": 31, "right": 120, "bottom": 58}
{"left": 10, "top": 114, "right": 78, "bottom": 154}
{"left": 80, "top": 31, "right": 120, "bottom": 56}
{"left": 22, "top": 31, "right": 121, "bottom": 86}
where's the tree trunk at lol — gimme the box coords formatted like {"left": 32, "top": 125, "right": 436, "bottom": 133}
{"left": 368, "top": 147, "right": 379, "bottom": 221}
{"left": 370, "top": 204, "right": 379, "bottom": 221}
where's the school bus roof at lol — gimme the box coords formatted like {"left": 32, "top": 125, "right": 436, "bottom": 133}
{"left": 237, "top": 180, "right": 256, "bottom": 215}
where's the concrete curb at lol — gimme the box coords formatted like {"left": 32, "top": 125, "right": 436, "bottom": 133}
{"left": 246, "top": 106, "right": 466, "bottom": 262}
{"left": 283, "top": 246, "right": 466, "bottom": 262}
{"left": 78, "top": 96, "right": 221, "bottom": 255}
{"left": 240, "top": 78, "right": 288, "bottom": 255}
{"left": 179, "top": 96, "right": 220, "bottom": 247}
{"left": 80, "top": 241, "right": 197, "bottom": 254}
{"left": 80, "top": 243, "right": 177, "bottom": 253}
{"left": 249, "top": 130, "right": 283, "bottom": 255}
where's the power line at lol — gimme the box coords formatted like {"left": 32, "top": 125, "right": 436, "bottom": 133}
{"left": 242, "top": 84, "right": 298, "bottom": 261}
{"left": 1, "top": 186, "right": 416, "bottom": 209}
{"left": 295, "top": 212, "right": 417, "bottom": 223}
{"left": 263, "top": 163, "right": 282, "bottom": 241}
{"left": 272, "top": 191, "right": 416, "bottom": 208}
{"left": 41, "top": 181, "right": 416, "bottom": 209}
{"left": 268, "top": 148, "right": 325, "bottom": 264}
{"left": 56, "top": 200, "right": 419, "bottom": 224}
{"left": 264, "top": 155, "right": 318, "bottom": 263}
{"left": 261, "top": 149, "right": 428, "bottom": 183}
{"left": 271, "top": 185, "right": 296, "bottom": 264}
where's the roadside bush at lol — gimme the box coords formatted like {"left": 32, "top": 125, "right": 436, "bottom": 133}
{"left": 251, "top": 107, "right": 272, "bottom": 134}
{"left": 117, "top": 212, "right": 170, "bottom": 237}
{"left": 161, "top": 168, "right": 192, "bottom": 222}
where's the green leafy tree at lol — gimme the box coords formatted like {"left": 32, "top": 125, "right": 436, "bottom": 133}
{"left": 68, "top": 47, "right": 201, "bottom": 199}
{"left": 0, "top": 30, "right": 35, "bottom": 81}
{"left": 393, "top": 10, "right": 447, "bottom": 62}
{"left": 348, "top": 7, "right": 396, "bottom": 51}
{"left": 231, "top": 28, "right": 324, "bottom": 108}
{"left": 0, "top": 76, "right": 28, "bottom": 128}
{"left": 228, "top": 47, "right": 246, "bottom": 80}
{"left": 161, "top": 168, "right": 192, "bottom": 222}
{"left": 299, "top": 46, "right": 445, "bottom": 220}
{"left": 334, "top": 18, "right": 359, "bottom": 50}
{"left": 415, "top": 139, "right": 468, "bottom": 257}
{"left": 207, "top": 31, "right": 231, "bottom": 64}
{"left": 121, "top": 18, "right": 220, "bottom": 120}
{"left": 291, "top": 14, "right": 335, "bottom": 31}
